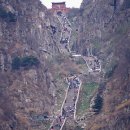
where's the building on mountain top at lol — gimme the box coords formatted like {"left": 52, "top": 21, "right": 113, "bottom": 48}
{"left": 49, "top": 2, "right": 70, "bottom": 14}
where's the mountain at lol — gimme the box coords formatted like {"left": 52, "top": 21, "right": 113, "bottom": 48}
{"left": 0, "top": 0, "right": 130, "bottom": 130}
{"left": 0, "top": 0, "right": 62, "bottom": 129}
{"left": 77, "top": 0, "right": 130, "bottom": 129}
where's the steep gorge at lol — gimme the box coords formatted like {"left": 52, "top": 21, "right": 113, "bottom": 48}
{"left": 0, "top": 0, "right": 130, "bottom": 130}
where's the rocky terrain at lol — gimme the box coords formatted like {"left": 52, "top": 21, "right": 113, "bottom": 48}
{"left": 0, "top": 0, "right": 62, "bottom": 129}
{"left": 76, "top": 0, "right": 130, "bottom": 130}
{"left": 0, "top": 0, "right": 130, "bottom": 130}
{"left": 0, "top": 0, "right": 91, "bottom": 130}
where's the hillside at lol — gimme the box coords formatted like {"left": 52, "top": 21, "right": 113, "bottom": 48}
{"left": 77, "top": 0, "right": 130, "bottom": 129}
{"left": 0, "top": 0, "right": 61, "bottom": 129}
{"left": 0, "top": 0, "right": 130, "bottom": 130}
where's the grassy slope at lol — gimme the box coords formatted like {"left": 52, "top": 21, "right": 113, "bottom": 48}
{"left": 77, "top": 82, "right": 99, "bottom": 116}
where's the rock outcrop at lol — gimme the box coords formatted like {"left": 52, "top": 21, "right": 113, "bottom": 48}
{"left": 0, "top": 0, "right": 62, "bottom": 129}
{"left": 77, "top": 0, "right": 130, "bottom": 129}
{"left": 0, "top": 0, "right": 130, "bottom": 130}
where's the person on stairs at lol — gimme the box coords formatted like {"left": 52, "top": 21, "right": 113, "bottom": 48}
{"left": 50, "top": 126, "right": 54, "bottom": 130}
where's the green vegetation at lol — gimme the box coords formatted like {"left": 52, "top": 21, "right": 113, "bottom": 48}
{"left": 75, "top": 58, "right": 85, "bottom": 65}
{"left": 77, "top": 82, "right": 99, "bottom": 116}
{"left": 93, "top": 42, "right": 101, "bottom": 49}
{"left": 45, "top": 122, "right": 51, "bottom": 129}
{"left": 125, "top": 48, "right": 130, "bottom": 62}
{"left": 122, "top": 0, "right": 130, "bottom": 9}
{"left": 92, "top": 94, "right": 103, "bottom": 113}
{"left": 12, "top": 57, "right": 21, "bottom": 70}
{"left": 7, "top": 12, "right": 17, "bottom": 22}
{"left": 21, "top": 56, "right": 39, "bottom": 68}
{"left": 12, "top": 56, "right": 39, "bottom": 70}
{"left": 105, "top": 62, "right": 118, "bottom": 78}
{"left": 0, "top": 6, "right": 7, "bottom": 18}
{"left": 67, "top": 8, "right": 79, "bottom": 20}
{"left": 0, "top": 85, "right": 6, "bottom": 95}
{"left": 116, "top": 24, "right": 129, "bottom": 35}
{"left": 90, "top": 37, "right": 101, "bottom": 55}
{"left": 75, "top": 126, "right": 84, "bottom": 130}
{"left": 0, "top": 6, "right": 17, "bottom": 22}
{"left": 53, "top": 55, "right": 65, "bottom": 65}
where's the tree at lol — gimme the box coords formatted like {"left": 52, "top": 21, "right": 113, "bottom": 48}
{"left": 122, "top": 0, "right": 130, "bottom": 9}
{"left": 92, "top": 94, "right": 103, "bottom": 113}
{"left": 12, "top": 57, "right": 21, "bottom": 70}
{"left": 0, "top": 6, "right": 17, "bottom": 22}
{"left": 21, "top": 56, "right": 39, "bottom": 68}
{"left": 12, "top": 56, "right": 40, "bottom": 70}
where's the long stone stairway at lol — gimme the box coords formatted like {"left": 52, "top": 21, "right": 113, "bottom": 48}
{"left": 48, "top": 12, "right": 102, "bottom": 130}
{"left": 55, "top": 12, "right": 101, "bottom": 73}
{"left": 55, "top": 12, "right": 72, "bottom": 52}
{"left": 49, "top": 76, "right": 82, "bottom": 130}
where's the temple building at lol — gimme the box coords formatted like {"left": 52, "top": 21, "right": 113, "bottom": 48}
{"left": 49, "top": 2, "right": 70, "bottom": 14}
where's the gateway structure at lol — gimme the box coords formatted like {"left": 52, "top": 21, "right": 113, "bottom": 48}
{"left": 50, "top": 2, "right": 70, "bottom": 14}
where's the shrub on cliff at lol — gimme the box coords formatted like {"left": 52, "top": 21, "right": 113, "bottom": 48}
{"left": 12, "top": 57, "right": 21, "bottom": 70}
{"left": 125, "top": 48, "right": 130, "bottom": 62}
{"left": 21, "top": 56, "right": 39, "bottom": 68}
{"left": 7, "top": 12, "right": 17, "bottom": 22}
{"left": 0, "top": 6, "right": 17, "bottom": 22}
{"left": 122, "top": 0, "right": 130, "bottom": 9}
{"left": 12, "top": 56, "right": 39, "bottom": 70}
{"left": 0, "top": 6, "right": 7, "bottom": 18}
{"left": 105, "top": 63, "right": 118, "bottom": 78}
{"left": 75, "top": 126, "right": 84, "bottom": 130}
{"left": 92, "top": 94, "right": 103, "bottom": 113}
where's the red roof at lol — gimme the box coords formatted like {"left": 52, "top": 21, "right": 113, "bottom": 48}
{"left": 52, "top": 2, "right": 66, "bottom": 5}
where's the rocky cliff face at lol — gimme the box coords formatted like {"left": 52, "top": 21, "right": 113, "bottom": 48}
{"left": 0, "top": 0, "right": 62, "bottom": 129}
{"left": 77, "top": 0, "right": 130, "bottom": 129}
{"left": 0, "top": 0, "right": 130, "bottom": 130}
